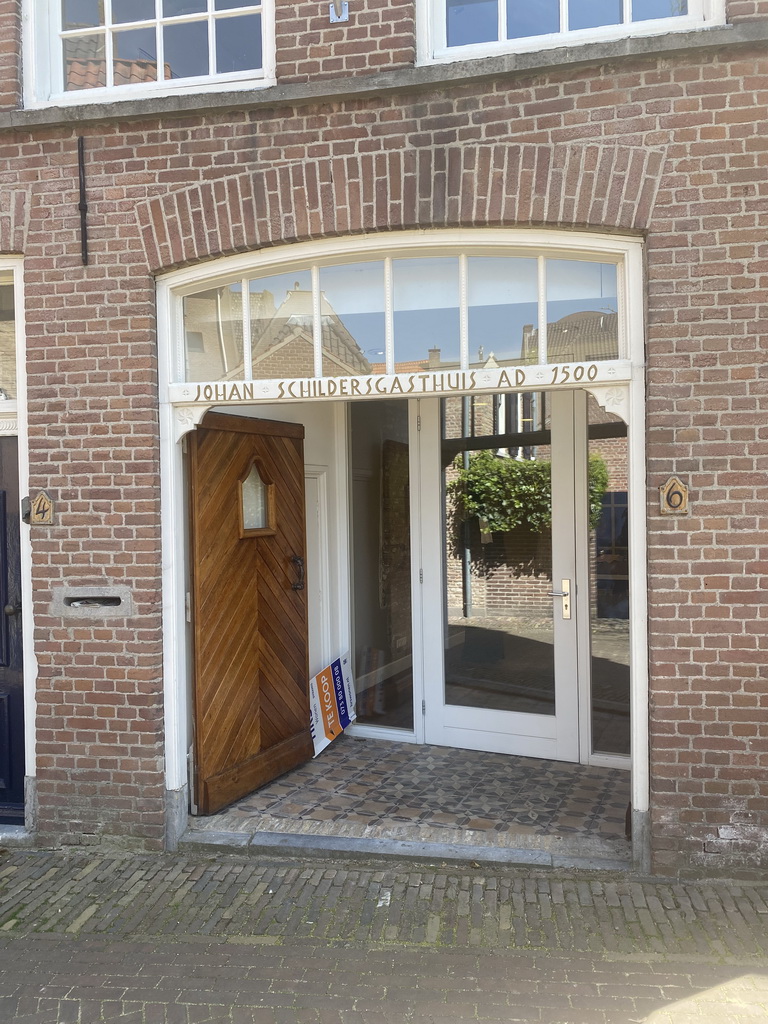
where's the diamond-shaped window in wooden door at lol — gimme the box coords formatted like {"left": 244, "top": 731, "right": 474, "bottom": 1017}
{"left": 239, "top": 461, "right": 276, "bottom": 537}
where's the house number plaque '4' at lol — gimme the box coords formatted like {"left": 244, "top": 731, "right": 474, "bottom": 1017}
{"left": 659, "top": 476, "right": 689, "bottom": 515}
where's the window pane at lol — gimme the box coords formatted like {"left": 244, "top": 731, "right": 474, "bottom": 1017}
{"left": 63, "top": 35, "right": 107, "bottom": 90}
{"left": 241, "top": 464, "right": 267, "bottom": 530}
{"left": 112, "top": 0, "right": 154, "bottom": 23}
{"left": 545, "top": 261, "right": 619, "bottom": 363}
{"left": 393, "top": 258, "right": 460, "bottom": 370}
{"left": 113, "top": 27, "right": 159, "bottom": 87}
{"left": 319, "top": 263, "right": 385, "bottom": 377}
{"left": 62, "top": 0, "right": 103, "bottom": 30}
{"left": 507, "top": 0, "right": 559, "bottom": 38}
{"left": 588, "top": 395, "right": 630, "bottom": 755}
{"left": 183, "top": 286, "right": 243, "bottom": 382}
{"left": 164, "top": 20, "right": 209, "bottom": 79}
{"left": 215, "top": 13, "right": 262, "bottom": 73}
{"left": 443, "top": 393, "right": 555, "bottom": 715}
{"left": 467, "top": 257, "right": 538, "bottom": 368}
{"left": 446, "top": 0, "right": 498, "bottom": 47}
{"left": 0, "top": 275, "right": 17, "bottom": 401}
{"left": 633, "top": 0, "right": 687, "bottom": 19}
{"left": 163, "top": 0, "right": 207, "bottom": 15}
{"left": 568, "top": 0, "right": 622, "bottom": 30}
{"left": 216, "top": 0, "right": 260, "bottom": 8}
{"left": 350, "top": 400, "right": 413, "bottom": 729}
{"left": 250, "top": 271, "right": 314, "bottom": 380}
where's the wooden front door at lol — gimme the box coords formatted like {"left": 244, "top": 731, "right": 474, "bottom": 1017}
{"left": 190, "top": 413, "right": 313, "bottom": 815}
{"left": 0, "top": 437, "right": 24, "bottom": 824}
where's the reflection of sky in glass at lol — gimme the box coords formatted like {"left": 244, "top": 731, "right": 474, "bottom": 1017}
{"left": 633, "top": 0, "right": 687, "bottom": 19}
{"left": 468, "top": 257, "right": 538, "bottom": 364}
{"left": 249, "top": 270, "right": 312, "bottom": 312}
{"left": 547, "top": 260, "right": 616, "bottom": 306}
{"left": 113, "top": 27, "right": 157, "bottom": 63}
{"left": 447, "top": 0, "right": 498, "bottom": 46}
{"left": 164, "top": 21, "right": 209, "bottom": 78}
{"left": 546, "top": 261, "right": 618, "bottom": 362}
{"left": 63, "top": 0, "right": 103, "bottom": 29}
{"left": 393, "top": 258, "right": 460, "bottom": 367}
{"left": 320, "top": 262, "right": 385, "bottom": 364}
{"left": 114, "top": 0, "right": 154, "bottom": 23}
{"left": 568, "top": 0, "right": 621, "bottom": 30}
{"left": 216, "top": 13, "right": 261, "bottom": 72}
{"left": 507, "top": 0, "right": 559, "bottom": 38}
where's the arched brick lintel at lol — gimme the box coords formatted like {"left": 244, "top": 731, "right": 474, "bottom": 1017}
{"left": 0, "top": 191, "right": 28, "bottom": 255}
{"left": 138, "top": 143, "right": 666, "bottom": 273}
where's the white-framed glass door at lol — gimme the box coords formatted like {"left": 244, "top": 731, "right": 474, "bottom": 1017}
{"left": 420, "top": 390, "right": 589, "bottom": 761}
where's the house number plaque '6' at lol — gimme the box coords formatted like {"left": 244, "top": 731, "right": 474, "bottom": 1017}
{"left": 659, "top": 476, "right": 689, "bottom": 515}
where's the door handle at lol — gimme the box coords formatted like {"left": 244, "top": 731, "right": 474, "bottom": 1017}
{"left": 291, "top": 555, "right": 305, "bottom": 591}
{"left": 547, "top": 579, "right": 571, "bottom": 620}
{"left": 3, "top": 602, "right": 20, "bottom": 616}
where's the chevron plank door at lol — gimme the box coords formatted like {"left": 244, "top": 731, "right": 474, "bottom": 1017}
{"left": 190, "top": 412, "right": 313, "bottom": 814}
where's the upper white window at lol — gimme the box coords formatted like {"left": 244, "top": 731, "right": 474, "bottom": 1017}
{"left": 24, "top": 0, "right": 275, "bottom": 105}
{"left": 421, "top": 0, "right": 725, "bottom": 62}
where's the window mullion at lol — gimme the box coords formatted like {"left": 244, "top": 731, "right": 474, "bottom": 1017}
{"left": 209, "top": 0, "right": 217, "bottom": 75}
{"left": 105, "top": 0, "right": 115, "bottom": 89}
{"left": 560, "top": 0, "right": 568, "bottom": 33}
{"left": 625, "top": 0, "right": 632, "bottom": 24}
{"left": 459, "top": 254, "right": 469, "bottom": 371}
{"left": 384, "top": 258, "right": 394, "bottom": 376}
{"left": 312, "top": 265, "right": 323, "bottom": 379}
{"left": 156, "top": 0, "right": 165, "bottom": 83}
{"left": 537, "top": 255, "right": 547, "bottom": 366}
{"left": 242, "top": 280, "right": 252, "bottom": 381}
{"left": 498, "top": 0, "right": 506, "bottom": 44}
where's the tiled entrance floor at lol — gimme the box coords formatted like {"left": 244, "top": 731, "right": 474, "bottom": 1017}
{"left": 188, "top": 735, "right": 632, "bottom": 863}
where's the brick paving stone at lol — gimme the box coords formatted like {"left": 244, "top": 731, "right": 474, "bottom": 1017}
{"left": 0, "top": 850, "right": 767, "bottom": 1022}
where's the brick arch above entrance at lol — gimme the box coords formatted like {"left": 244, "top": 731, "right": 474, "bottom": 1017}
{"left": 137, "top": 143, "right": 666, "bottom": 272}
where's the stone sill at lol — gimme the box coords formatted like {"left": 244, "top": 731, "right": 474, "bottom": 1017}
{"left": 1, "top": 21, "right": 766, "bottom": 132}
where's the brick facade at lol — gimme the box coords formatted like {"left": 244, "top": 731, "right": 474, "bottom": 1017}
{"left": 0, "top": 1, "right": 767, "bottom": 872}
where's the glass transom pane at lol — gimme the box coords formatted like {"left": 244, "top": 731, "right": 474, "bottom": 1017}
{"left": 0, "top": 274, "right": 17, "bottom": 401}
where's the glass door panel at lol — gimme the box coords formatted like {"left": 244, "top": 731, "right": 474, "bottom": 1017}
{"left": 587, "top": 395, "right": 630, "bottom": 755}
{"left": 349, "top": 400, "right": 414, "bottom": 729}
{"left": 442, "top": 392, "right": 555, "bottom": 716}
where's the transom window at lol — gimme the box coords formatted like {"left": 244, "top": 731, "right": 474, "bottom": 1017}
{"left": 425, "top": 0, "right": 723, "bottom": 60}
{"left": 175, "top": 247, "right": 625, "bottom": 386}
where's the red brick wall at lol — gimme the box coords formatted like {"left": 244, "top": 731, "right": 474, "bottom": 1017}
{"left": 274, "top": 0, "right": 415, "bottom": 83}
{"left": 0, "top": 0, "right": 20, "bottom": 111}
{"left": 0, "top": 2, "right": 766, "bottom": 870}
{"left": 727, "top": 1, "right": 768, "bottom": 20}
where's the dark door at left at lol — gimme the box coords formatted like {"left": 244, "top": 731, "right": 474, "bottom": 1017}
{"left": 0, "top": 437, "right": 23, "bottom": 824}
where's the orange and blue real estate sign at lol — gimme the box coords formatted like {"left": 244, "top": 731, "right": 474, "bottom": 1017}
{"left": 309, "top": 653, "right": 357, "bottom": 756}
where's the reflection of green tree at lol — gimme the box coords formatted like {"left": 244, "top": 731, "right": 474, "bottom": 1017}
{"left": 450, "top": 451, "right": 608, "bottom": 534}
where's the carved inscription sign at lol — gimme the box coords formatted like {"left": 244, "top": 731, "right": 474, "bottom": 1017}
{"left": 178, "top": 361, "right": 629, "bottom": 406}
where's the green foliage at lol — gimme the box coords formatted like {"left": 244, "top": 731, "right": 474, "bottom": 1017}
{"left": 450, "top": 450, "right": 609, "bottom": 534}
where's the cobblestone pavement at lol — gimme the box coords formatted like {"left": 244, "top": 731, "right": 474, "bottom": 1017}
{"left": 0, "top": 848, "right": 767, "bottom": 1022}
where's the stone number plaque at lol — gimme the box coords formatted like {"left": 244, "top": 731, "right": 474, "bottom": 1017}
{"left": 659, "top": 476, "right": 689, "bottom": 515}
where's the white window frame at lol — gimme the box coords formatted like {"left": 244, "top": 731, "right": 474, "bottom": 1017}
{"left": 22, "top": 0, "right": 276, "bottom": 108}
{"left": 417, "top": 0, "right": 726, "bottom": 65}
